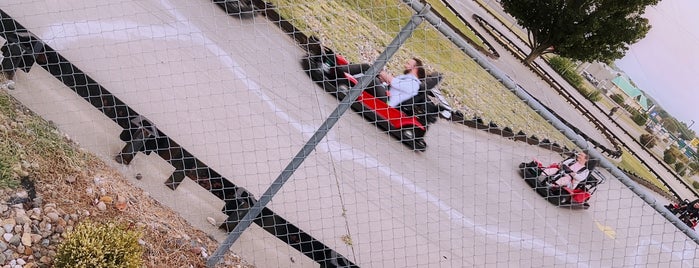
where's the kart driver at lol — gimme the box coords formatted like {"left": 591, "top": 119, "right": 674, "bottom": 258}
{"left": 543, "top": 152, "right": 590, "bottom": 190}
{"left": 680, "top": 199, "right": 699, "bottom": 218}
{"left": 377, "top": 58, "right": 426, "bottom": 107}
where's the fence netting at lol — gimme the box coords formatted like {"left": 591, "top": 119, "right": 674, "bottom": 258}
{"left": 1, "top": 0, "right": 698, "bottom": 267}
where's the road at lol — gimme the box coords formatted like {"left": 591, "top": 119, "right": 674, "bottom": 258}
{"left": 3, "top": 0, "right": 699, "bottom": 266}
{"left": 443, "top": 0, "right": 698, "bottom": 201}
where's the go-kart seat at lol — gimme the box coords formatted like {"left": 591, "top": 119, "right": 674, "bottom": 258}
{"left": 574, "top": 159, "right": 600, "bottom": 191}
{"left": 397, "top": 72, "right": 442, "bottom": 122}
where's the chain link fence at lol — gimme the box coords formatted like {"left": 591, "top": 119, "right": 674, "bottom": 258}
{"left": 1, "top": 0, "right": 698, "bottom": 267}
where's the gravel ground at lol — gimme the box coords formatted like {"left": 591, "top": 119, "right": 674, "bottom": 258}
{"left": 0, "top": 83, "right": 252, "bottom": 268}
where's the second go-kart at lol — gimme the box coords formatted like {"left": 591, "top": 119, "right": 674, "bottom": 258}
{"left": 519, "top": 156, "right": 605, "bottom": 209}
{"left": 664, "top": 199, "right": 698, "bottom": 230}
{"left": 301, "top": 47, "right": 443, "bottom": 151}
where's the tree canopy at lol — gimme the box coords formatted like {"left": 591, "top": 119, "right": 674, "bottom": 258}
{"left": 500, "top": 0, "right": 659, "bottom": 64}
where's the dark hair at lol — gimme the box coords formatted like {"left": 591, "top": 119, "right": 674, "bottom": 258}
{"left": 413, "top": 57, "right": 426, "bottom": 79}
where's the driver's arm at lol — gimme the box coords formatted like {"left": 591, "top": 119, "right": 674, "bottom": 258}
{"left": 378, "top": 70, "right": 394, "bottom": 84}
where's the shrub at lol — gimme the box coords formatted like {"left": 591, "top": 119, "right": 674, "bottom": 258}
{"left": 675, "top": 162, "right": 686, "bottom": 173}
{"left": 639, "top": 133, "right": 656, "bottom": 148}
{"left": 663, "top": 153, "right": 676, "bottom": 165}
{"left": 55, "top": 221, "right": 143, "bottom": 268}
{"left": 548, "top": 56, "right": 583, "bottom": 87}
{"left": 631, "top": 112, "right": 648, "bottom": 126}
{"left": 693, "top": 180, "right": 699, "bottom": 190}
{"left": 610, "top": 93, "right": 624, "bottom": 104}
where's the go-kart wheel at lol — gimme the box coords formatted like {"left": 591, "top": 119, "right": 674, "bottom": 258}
{"left": 214, "top": 0, "right": 255, "bottom": 16}
{"left": 413, "top": 139, "right": 427, "bottom": 151}
{"left": 402, "top": 129, "right": 415, "bottom": 140}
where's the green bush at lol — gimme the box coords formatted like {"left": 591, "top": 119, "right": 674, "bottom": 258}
{"left": 693, "top": 180, "right": 699, "bottom": 189}
{"left": 55, "top": 221, "right": 143, "bottom": 268}
{"left": 610, "top": 93, "right": 624, "bottom": 104}
{"left": 675, "top": 162, "right": 686, "bottom": 173}
{"left": 631, "top": 112, "right": 648, "bottom": 126}
{"left": 639, "top": 133, "right": 656, "bottom": 148}
{"left": 548, "top": 56, "right": 583, "bottom": 87}
{"left": 663, "top": 153, "right": 676, "bottom": 165}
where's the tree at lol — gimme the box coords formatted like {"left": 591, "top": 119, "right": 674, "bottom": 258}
{"left": 663, "top": 119, "right": 679, "bottom": 134}
{"left": 663, "top": 153, "right": 676, "bottom": 165}
{"left": 689, "top": 162, "right": 699, "bottom": 175}
{"left": 610, "top": 94, "right": 624, "bottom": 104}
{"left": 639, "top": 133, "right": 656, "bottom": 148}
{"left": 500, "top": 0, "right": 659, "bottom": 64}
{"left": 675, "top": 162, "right": 686, "bottom": 173}
{"left": 631, "top": 112, "right": 648, "bottom": 126}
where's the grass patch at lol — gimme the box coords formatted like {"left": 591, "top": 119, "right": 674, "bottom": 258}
{"left": 268, "top": 0, "right": 575, "bottom": 148}
{"left": 471, "top": 0, "right": 528, "bottom": 44}
{"left": 0, "top": 90, "right": 89, "bottom": 189}
{"left": 617, "top": 148, "right": 669, "bottom": 192}
{"left": 424, "top": 0, "right": 487, "bottom": 49}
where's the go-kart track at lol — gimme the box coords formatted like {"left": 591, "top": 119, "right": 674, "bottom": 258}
{"left": 3, "top": 0, "right": 699, "bottom": 267}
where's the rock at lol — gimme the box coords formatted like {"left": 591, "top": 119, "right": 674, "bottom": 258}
{"left": 13, "top": 225, "right": 22, "bottom": 234}
{"left": 9, "top": 234, "right": 21, "bottom": 246}
{"left": 0, "top": 253, "right": 4, "bottom": 265}
{"left": 29, "top": 208, "right": 41, "bottom": 220}
{"left": 0, "top": 241, "right": 6, "bottom": 251}
{"left": 3, "top": 224, "right": 13, "bottom": 233}
{"left": 16, "top": 258, "right": 26, "bottom": 265}
{"left": 65, "top": 176, "right": 76, "bottom": 183}
{"left": 21, "top": 232, "right": 32, "bottom": 246}
{"left": 46, "top": 213, "right": 60, "bottom": 223}
{"left": 24, "top": 246, "right": 33, "bottom": 255}
{"left": 99, "top": 196, "right": 113, "bottom": 204}
{"left": 3, "top": 233, "right": 12, "bottom": 242}
{"left": 0, "top": 204, "right": 8, "bottom": 213}
{"left": 135, "top": 173, "right": 143, "bottom": 180}
{"left": 31, "top": 234, "right": 41, "bottom": 244}
{"left": 39, "top": 256, "right": 51, "bottom": 264}
{"left": 206, "top": 217, "right": 217, "bottom": 226}
{"left": 96, "top": 202, "right": 107, "bottom": 211}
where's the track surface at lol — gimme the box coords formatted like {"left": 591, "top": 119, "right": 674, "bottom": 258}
{"left": 445, "top": 0, "right": 698, "bottom": 201}
{"left": 3, "top": 0, "right": 699, "bottom": 266}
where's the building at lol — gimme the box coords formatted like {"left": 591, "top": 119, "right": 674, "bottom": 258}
{"left": 575, "top": 61, "right": 619, "bottom": 92}
{"left": 609, "top": 76, "right": 650, "bottom": 112}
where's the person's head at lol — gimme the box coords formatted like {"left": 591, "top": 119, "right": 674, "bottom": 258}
{"left": 693, "top": 202, "right": 699, "bottom": 209}
{"left": 575, "top": 151, "right": 589, "bottom": 164}
{"left": 403, "top": 57, "right": 425, "bottom": 79}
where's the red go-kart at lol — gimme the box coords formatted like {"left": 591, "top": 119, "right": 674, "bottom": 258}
{"left": 664, "top": 199, "right": 698, "bottom": 230}
{"left": 519, "top": 157, "right": 605, "bottom": 209}
{"left": 301, "top": 47, "right": 442, "bottom": 151}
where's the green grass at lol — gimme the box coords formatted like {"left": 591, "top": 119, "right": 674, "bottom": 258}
{"left": 269, "top": 0, "right": 575, "bottom": 148}
{"left": 0, "top": 91, "right": 87, "bottom": 189}
{"left": 424, "top": 0, "right": 487, "bottom": 49}
{"left": 0, "top": 93, "right": 20, "bottom": 187}
{"left": 617, "top": 148, "right": 669, "bottom": 192}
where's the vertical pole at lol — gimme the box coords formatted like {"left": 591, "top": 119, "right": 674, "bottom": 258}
{"left": 206, "top": 5, "right": 432, "bottom": 267}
